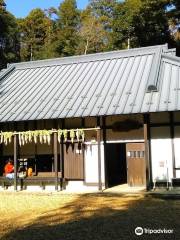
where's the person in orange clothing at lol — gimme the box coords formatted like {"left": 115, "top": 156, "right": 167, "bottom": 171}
{"left": 4, "top": 159, "right": 14, "bottom": 179}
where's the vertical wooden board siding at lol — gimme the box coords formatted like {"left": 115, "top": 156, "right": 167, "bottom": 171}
{"left": 150, "top": 112, "right": 170, "bottom": 124}
{"left": 20, "top": 142, "right": 35, "bottom": 156}
{"left": 3, "top": 142, "right": 14, "bottom": 156}
{"left": 127, "top": 157, "right": 146, "bottom": 186}
{"left": 37, "top": 142, "right": 53, "bottom": 155}
{"left": 174, "top": 111, "right": 180, "bottom": 122}
{"left": 65, "top": 118, "right": 82, "bottom": 129}
{"left": 64, "top": 143, "right": 84, "bottom": 179}
{"left": 84, "top": 117, "right": 97, "bottom": 128}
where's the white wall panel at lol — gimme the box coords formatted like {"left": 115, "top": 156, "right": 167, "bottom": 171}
{"left": 84, "top": 143, "right": 104, "bottom": 184}
{"left": 174, "top": 126, "right": 180, "bottom": 168}
{"left": 151, "top": 127, "right": 173, "bottom": 181}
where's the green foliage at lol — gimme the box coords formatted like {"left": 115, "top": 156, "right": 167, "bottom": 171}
{"left": 0, "top": 2, "right": 20, "bottom": 69}
{"left": 112, "top": 0, "right": 142, "bottom": 49}
{"left": 17, "top": 8, "right": 53, "bottom": 61}
{"left": 132, "top": 0, "right": 170, "bottom": 47}
{"left": 54, "top": 0, "right": 80, "bottom": 57}
{"left": 88, "top": 0, "right": 117, "bottom": 50}
{"left": 77, "top": 8, "right": 109, "bottom": 54}
{"left": 89, "top": 0, "right": 117, "bottom": 23}
{"left": 167, "top": 0, "right": 180, "bottom": 54}
{"left": 1, "top": 0, "right": 180, "bottom": 66}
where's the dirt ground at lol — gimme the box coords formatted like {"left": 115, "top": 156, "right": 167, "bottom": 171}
{"left": 0, "top": 192, "right": 179, "bottom": 240}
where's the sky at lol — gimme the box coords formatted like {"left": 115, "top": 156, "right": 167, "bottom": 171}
{"left": 6, "top": 0, "right": 89, "bottom": 18}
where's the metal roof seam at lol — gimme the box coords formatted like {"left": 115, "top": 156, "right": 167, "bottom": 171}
{"left": 139, "top": 55, "right": 154, "bottom": 113}
{"left": 115, "top": 56, "right": 142, "bottom": 114}
{"left": 174, "top": 66, "right": 180, "bottom": 110}
{"left": 29, "top": 63, "right": 82, "bottom": 120}
{"left": 105, "top": 57, "right": 130, "bottom": 114}
{"left": 0, "top": 68, "right": 42, "bottom": 121}
{"left": 74, "top": 60, "right": 115, "bottom": 117}
{"left": 12, "top": 53, "right": 150, "bottom": 70}
{"left": 52, "top": 62, "right": 95, "bottom": 118}
{"left": 1, "top": 44, "right": 179, "bottom": 122}
{"left": 130, "top": 55, "right": 149, "bottom": 114}
{"left": 3, "top": 67, "right": 52, "bottom": 122}
{"left": 80, "top": 59, "right": 113, "bottom": 116}
{"left": 120, "top": 56, "right": 143, "bottom": 114}
{"left": 162, "top": 54, "right": 180, "bottom": 64}
{"left": 156, "top": 61, "right": 166, "bottom": 112}
{"left": 65, "top": 60, "right": 108, "bottom": 118}
{"left": 97, "top": 58, "right": 124, "bottom": 116}
{"left": 0, "top": 68, "right": 35, "bottom": 103}
{"left": 19, "top": 65, "right": 64, "bottom": 120}
{"left": 166, "top": 65, "right": 173, "bottom": 111}
{"left": 0, "top": 66, "right": 15, "bottom": 82}
{"left": 63, "top": 61, "right": 102, "bottom": 118}
{"left": 94, "top": 59, "right": 120, "bottom": 116}
{"left": 146, "top": 47, "right": 163, "bottom": 92}
{"left": 112, "top": 57, "right": 135, "bottom": 115}
{"left": 0, "top": 69, "right": 26, "bottom": 92}
{"left": 43, "top": 62, "right": 89, "bottom": 119}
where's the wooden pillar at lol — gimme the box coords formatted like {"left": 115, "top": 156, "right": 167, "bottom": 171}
{"left": 97, "top": 128, "right": 102, "bottom": 191}
{"left": 143, "top": 114, "right": 151, "bottom": 190}
{"left": 54, "top": 132, "right": 58, "bottom": 191}
{"left": 14, "top": 134, "right": 18, "bottom": 191}
{"left": 102, "top": 117, "right": 108, "bottom": 189}
{"left": 34, "top": 121, "right": 37, "bottom": 175}
{"left": 60, "top": 119, "right": 65, "bottom": 190}
{"left": 60, "top": 135, "right": 65, "bottom": 190}
{"left": 0, "top": 143, "right": 3, "bottom": 176}
{"left": 81, "top": 118, "right": 85, "bottom": 128}
{"left": 170, "top": 112, "right": 176, "bottom": 178}
{"left": 97, "top": 117, "right": 100, "bottom": 127}
{"left": 81, "top": 118, "right": 85, "bottom": 181}
{"left": 0, "top": 123, "right": 3, "bottom": 173}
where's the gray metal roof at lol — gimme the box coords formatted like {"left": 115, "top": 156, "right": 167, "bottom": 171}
{"left": 0, "top": 44, "right": 179, "bottom": 122}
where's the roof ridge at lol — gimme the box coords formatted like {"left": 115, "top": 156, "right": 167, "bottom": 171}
{"left": 161, "top": 54, "right": 180, "bottom": 66}
{"left": 146, "top": 47, "right": 164, "bottom": 92}
{"left": 0, "top": 66, "right": 15, "bottom": 82}
{"left": 9, "top": 44, "right": 167, "bottom": 70}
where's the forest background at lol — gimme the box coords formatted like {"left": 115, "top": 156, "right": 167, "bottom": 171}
{"left": 0, "top": 0, "right": 179, "bottom": 70}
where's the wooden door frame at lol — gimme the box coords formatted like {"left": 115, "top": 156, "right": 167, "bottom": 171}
{"left": 143, "top": 114, "right": 152, "bottom": 190}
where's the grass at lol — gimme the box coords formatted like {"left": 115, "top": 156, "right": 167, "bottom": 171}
{"left": 0, "top": 191, "right": 180, "bottom": 240}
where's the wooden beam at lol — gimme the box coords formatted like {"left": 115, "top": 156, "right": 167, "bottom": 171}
{"left": 102, "top": 116, "right": 108, "bottom": 189}
{"left": 34, "top": 121, "right": 37, "bottom": 176}
{"left": 81, "top": 118, "right": 85, "bottom": 184}
{"left": 143, "top": 114, "right": 151, "bottom": 190}
{"left": 97, "top": 128, "right": 102, "bottom": 191}
{"left": 0, "top": 124, "right": 3, "bottom": 171}
{"left": 97, "top": 117, "right": 100, "bottom": 127}
{"left": 150, "top": 122, "right": 180, "bottom": 127}
{"left": 54, "top": 132, "right": 58, "bottom": 191}
{"left": 60, "top": 119, "right": 65, "bottom": 190}
{"left": 170, "top": 112, "right": 176, "bottom": 178}
{"left": 14, "top": 134, "right": 18, "bottom": 191}
{"left": 0, "top": 143, "right": 3, "bottom": 176}
{"left": 81, "top": 118, "right": 85, "bottom": 128}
